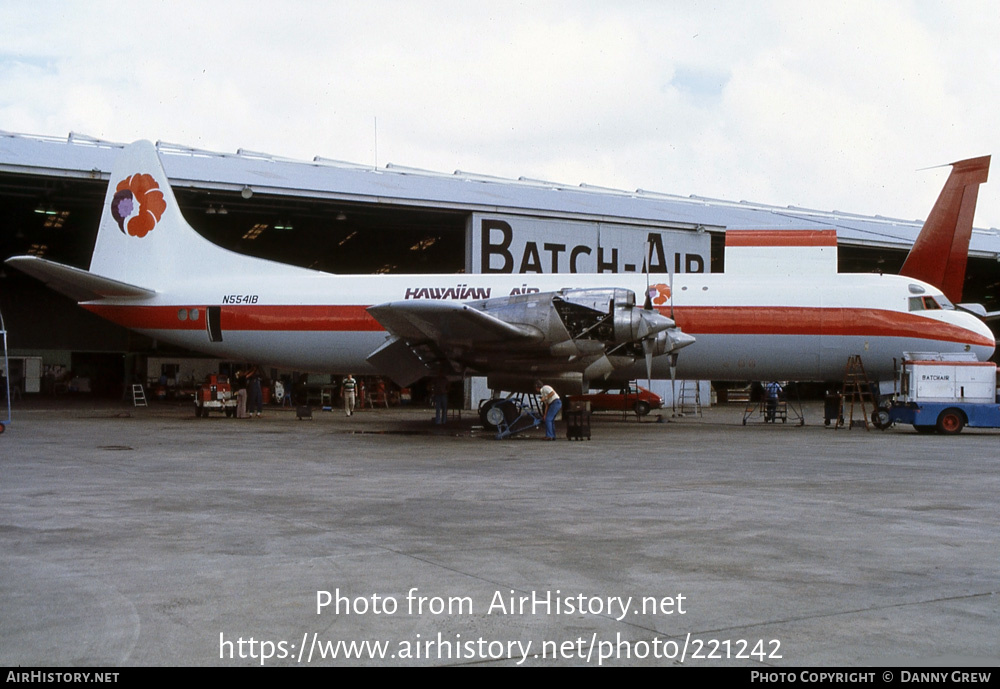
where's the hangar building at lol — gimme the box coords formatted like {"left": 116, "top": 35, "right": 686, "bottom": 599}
{"left": 1, "top": 132, "right": 998, "bottom": 401}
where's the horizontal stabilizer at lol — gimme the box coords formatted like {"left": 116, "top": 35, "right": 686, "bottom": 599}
{"left": 5, "top": 256, "right": 155, "bottom": 301}
{"left": 957, "top": 303, "right": 1000, "bottom": 324}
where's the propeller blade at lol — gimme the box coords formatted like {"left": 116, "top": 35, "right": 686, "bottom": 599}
{"left": 644, "top": 240, "right": 652, "bottom": 310}
{"left": 669, "top": 269, "right": 674, "bottom": 320}
{"left": 670, "top": 352, "right": 678, "bottom": 416}
{"left": 643, "top": 338, "right": 654, "bottom": 380}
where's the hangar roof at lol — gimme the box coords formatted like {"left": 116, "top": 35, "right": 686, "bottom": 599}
{"left": 3, "top": 131, "right": 999, "bottom": 257}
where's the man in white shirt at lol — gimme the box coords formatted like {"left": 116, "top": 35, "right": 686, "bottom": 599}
{"left": 342, "top": 374, "right": 357, "bottom": 416}
{"left": 535, "top": 379, "right": 562, "bottom": 440}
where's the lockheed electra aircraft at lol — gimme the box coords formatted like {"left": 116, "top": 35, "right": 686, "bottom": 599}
{"left": 6, "top": 141, "right": 996, "bottom": 394}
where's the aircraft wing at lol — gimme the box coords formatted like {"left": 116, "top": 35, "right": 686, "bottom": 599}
{"left": 5, "top": 256, "right": 156, "bottom": 301}
{"left": 366, "top": 288, "right": 693, "bottom": 391}
{"left": 368, "top": 300, "right": 543, "bottom": 346}
{"left": 366, "top": 300, "right": 544, "bottom": 386}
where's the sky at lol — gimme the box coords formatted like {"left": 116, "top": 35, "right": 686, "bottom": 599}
{"left": 1, "top": 1, "right": 998, "bottom": 229}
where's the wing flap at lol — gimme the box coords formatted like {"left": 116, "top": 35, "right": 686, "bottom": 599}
{"left": 5, "top": 256, "right": 156, "bottom": 301}
{"left": 366, "top": 336, "right": 440, "bottom": 387}
{"left": 367, "top": 300, "right": 541, "bottom": 346}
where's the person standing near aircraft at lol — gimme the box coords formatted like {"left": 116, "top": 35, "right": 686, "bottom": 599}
{"left": 535, "top": 380, "right": 562, "bottom": 440}
{"left": 342, "top": 374, "right": 357, "bottom": 417}
{"left": 247, "top": 367, "right": 263, "bottom": 418}
{"left": 764, "top": 381, "right": 781, "bottom": 422}
{"left": 432, "top": 374, "right": 449, "bottom": 425}
{"left": 234, "top": 369, "right": 248, "bottom": 419}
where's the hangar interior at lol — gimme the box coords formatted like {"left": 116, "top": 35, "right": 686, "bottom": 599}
{"left": 1, "top": 132, "right": 998, "bottom": 400}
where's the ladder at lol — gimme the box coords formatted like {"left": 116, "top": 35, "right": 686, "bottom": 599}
{"left": 838, "top": 355, "right": 874, "bottom": 430}
{"left": 678, "top": 380, "right": 702, "bottom": 416}
{"left": 132, "top": 384, "right": 147, "bottom": 408}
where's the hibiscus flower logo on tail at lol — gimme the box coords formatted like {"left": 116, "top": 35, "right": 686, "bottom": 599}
{"left": 110, "top": 173, "right": 167, "bottom": 237}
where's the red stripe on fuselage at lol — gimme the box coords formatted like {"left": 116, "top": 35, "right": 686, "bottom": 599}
{"left": 725, "top": 230, "right": 838, "bottom": 247}
{"left": 672, "top": 306, "right": 994, "bottom": 347}
{"left": 81, "top": 303, "right": 993, "bottom": 348}
{"left": 82, "top": 304, "right": 383, "bottom": 332}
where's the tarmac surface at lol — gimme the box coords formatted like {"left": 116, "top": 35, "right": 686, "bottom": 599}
{"left": 1, "top": 399, "right": 998, "bottom": 667}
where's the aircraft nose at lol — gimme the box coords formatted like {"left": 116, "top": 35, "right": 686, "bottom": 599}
{"left": 962, "top": 313, "right": 996, "bottom": 361}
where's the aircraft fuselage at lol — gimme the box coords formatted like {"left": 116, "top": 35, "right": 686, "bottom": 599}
{"left": 81, "top": 270, "right": 995, "bottom": 383}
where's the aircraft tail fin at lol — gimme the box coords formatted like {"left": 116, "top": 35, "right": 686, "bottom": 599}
{"left": 89, "top": 140, "right": 314, "bottom": 291}
{"left": 899, "top": 155, "right": 990, "bottom": 303}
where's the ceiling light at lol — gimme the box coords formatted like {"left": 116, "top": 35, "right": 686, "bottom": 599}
{"left": 242, "top": 224, "right": 267, "bottom": 240}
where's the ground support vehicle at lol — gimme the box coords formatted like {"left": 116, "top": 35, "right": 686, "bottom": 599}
{"left": 877, "top": 400, "right": 1000, "bottom": 434}
{"left": 194, "top": 375, "right": 237, "bottom": 418}
{"left": 873, "top": 355, "right": 999, "bottom": 434}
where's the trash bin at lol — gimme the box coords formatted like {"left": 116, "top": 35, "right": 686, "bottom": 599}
{"left": 824, "top": 393, "right": 842, "bottom": 426}
{"left": 565, "top": 400, "right": 591, "bottom": 440}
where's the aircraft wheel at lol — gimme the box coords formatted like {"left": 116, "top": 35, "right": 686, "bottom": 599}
{"left": 487, "top": 400, "right": 520, "bottom": 427}
{"left": 634, "top": 401, "right": 651, "bottom": 417}
{"left": 872, "top": 409, "right": 892, "bottom": 430}
{"left": 479, "top": 399, "right": 501, "bottom": 429}
{"left": 225, "top": 408, "right": 235, "bottom": 418}
{"left": 485, "top": 405, "right": 506, "bottom": 428}
{"left": 936, "top": 408, "right": 965, "bottom": 435}
{"left": 913, "top": 425, "right": 935, "bottom": 434}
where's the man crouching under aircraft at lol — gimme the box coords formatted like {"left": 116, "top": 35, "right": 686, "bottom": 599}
{"left": 535, "top": 380, "right": 563, "bottom": 441}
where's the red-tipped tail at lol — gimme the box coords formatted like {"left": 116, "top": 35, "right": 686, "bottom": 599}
{"left": 900, "top": 155, "right": 990, "bottom": 302}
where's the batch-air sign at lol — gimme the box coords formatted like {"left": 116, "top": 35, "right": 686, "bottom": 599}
{"left": 470, "top": 214, "right": 710, "bottom": 275}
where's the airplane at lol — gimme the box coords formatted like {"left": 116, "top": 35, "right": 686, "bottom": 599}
{"left": 4, "top": 141, "right": 996, "bottom": 401}
{"left": 897, "top": 155, "right": 1000, "bottom": 321}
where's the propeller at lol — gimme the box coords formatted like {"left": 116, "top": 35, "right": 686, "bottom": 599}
{"left": 670, "top": 352, "right": 678, "bottom": 417}
{"left": 643, "top": 240, "right": 655, "bottom": 382}
{"left": 642, "top": 326, "right": 656, "bottom": 382}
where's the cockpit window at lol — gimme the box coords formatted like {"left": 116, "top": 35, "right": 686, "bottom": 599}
{"left": 909, "top": 296, "right": 946, "bottom": 311}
